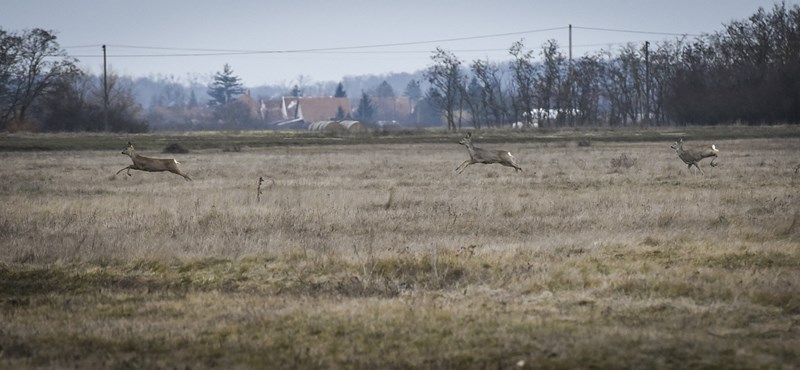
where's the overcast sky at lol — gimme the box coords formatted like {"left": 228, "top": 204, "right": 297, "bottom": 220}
{"left": 2, "top": 0, "right": 794, "bottom": 87}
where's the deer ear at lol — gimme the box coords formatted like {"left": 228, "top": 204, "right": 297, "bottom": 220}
{"left": 467, "top": 132, "right": 472, "bottom": 138}
{"left": 127, "top": 141, "right": 132, "bottom": 146}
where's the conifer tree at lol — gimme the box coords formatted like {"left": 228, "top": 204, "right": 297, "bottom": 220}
{"left": 207, "top": 64, "right": 245, "bottom": 105}
{"left": 334, "top": 82, "right": 347, "bottom": 98}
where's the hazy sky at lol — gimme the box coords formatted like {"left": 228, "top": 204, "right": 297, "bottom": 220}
{"left": 1, "top": 0, "right": 794, "bottom": 87}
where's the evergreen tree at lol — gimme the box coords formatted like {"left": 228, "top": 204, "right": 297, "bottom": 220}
{"left": 207, "top": 64, "right": 245, "bottom": 106}
{"left": 334, "top": 82, "right": 347, "bottom": 98}
{"left": 291, "top": 84, "right": 303, "bottom": 97}
{"left": 356, "top": 92, "right": 374, "bottom": 123}
{"left": 336, "top": 106, "right": 347, "bottom": 120}
{"left": 188, "top": 90, "right": 198, "bottom": 108}
{"left": 375, "top": 80, "right": 395, "bottom": 98}
{"left": 404, "top": 79, "right": 423, "bottom": 120}
{"left": 403, "top": 80, "right": 422, "bottom": 102}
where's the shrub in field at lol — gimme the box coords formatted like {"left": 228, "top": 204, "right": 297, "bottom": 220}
{"left": 610, "top": 153, "right": 636, "bottom": 171}
{"left": 163, "top": 143, "right": 189, "bottom": 154}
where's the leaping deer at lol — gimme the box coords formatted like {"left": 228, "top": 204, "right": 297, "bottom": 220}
{"left": 456, "top": 132, "right": 522, "bottom": 174}
{"left": 670, "top": 137, "right": 719, "bottom": 175}
{"left": 116, "top": 142, "right": 192, "bottom": 181}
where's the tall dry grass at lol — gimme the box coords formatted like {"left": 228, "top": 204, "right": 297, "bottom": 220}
{"left": 1, "top": 136, "right": 799, "bottom": 368}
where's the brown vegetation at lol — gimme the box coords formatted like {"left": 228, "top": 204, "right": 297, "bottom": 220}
{"left": 1, "top": 133, "right": 799, "bottom": 368}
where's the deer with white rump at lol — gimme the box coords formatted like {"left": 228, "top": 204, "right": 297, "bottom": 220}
{"left": 116, "top": 142, "right": 192, "bottom": 181}
{"left": 670, "top": 137, "right": 719, "bottom": 175}
{"left": 456, "top": 132, "right": 522, "bottom": 174}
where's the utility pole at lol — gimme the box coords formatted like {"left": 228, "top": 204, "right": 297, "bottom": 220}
{"left": 102, "top": 45, "right": 109, "bottom": 132}
{"left": 568, "top": 24, "right": 574, "bottom": 125}
{"left": 644, "top": 41, "right": 650, "bottom": 124}
{"left": 568, "top": 24, "right": 573, "bottom": 77}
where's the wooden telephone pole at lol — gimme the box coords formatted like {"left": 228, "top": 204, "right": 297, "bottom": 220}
{"left": 102, "top": 45, "right": 109, "bottom": 132}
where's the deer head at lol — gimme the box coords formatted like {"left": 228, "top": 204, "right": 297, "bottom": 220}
{"left": 121, "top": 142, "right": 135, "bottom": 157}
{"left": 458, "top": 132, "right": 473, "bottom": 147}
{"left": 670, "top": 137, "right": 684, "bottom": 152}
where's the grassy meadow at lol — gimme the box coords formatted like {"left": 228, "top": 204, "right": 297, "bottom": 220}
{"left": 1, "top": 128, "right": 799, "bottom": 368}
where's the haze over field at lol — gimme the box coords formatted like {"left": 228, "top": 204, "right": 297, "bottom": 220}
{"left": 1, "top": 0, "right": 790, "bottom": 86}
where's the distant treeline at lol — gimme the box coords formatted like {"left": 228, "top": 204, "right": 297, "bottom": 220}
{"left": 421, "top": 2, "right": 800, "bottom": 129}
{"left": 1, "top": 3, "right": 798, "bottom": 132}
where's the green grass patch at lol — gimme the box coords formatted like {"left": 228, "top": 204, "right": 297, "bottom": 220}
{"left": 3, "top": 125, "right": 800, "bottom": 151}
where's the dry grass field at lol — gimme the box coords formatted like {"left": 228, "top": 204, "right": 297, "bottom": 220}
{"left": 1, "top": 130, "right": 799, "bottom": 369}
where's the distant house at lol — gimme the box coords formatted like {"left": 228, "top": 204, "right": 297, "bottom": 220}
{"left": 371, "top": 97, "right": 412, "bottom": 122}
{"left": 237, "top": 92, "right": 263, "bottom": 120}
{"left": 250, "top": 95, "right": 414, "bottom": 129}
{"left": 258, "top": 96, "right": 351, "bottom": 128}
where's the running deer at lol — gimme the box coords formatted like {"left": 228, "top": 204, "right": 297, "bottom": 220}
{"left": 116, "top": 142, "right": 192, "bottom": 181}
{"left": 670, "top": 137, "right": 719, "bottom": 175}
{"left": 456, "top": 132, "right": 522, "bottom": 174}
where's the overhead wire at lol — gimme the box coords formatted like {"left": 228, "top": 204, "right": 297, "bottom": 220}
{"left": 63, "top": 25, "right": 702, "bottom": 58}
{"left": 65, "top": 26, "right": 568, "bottom": 57}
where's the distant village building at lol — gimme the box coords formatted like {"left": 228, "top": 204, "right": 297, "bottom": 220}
{"left": 370, "top": 97, "right": 412, "bottom": 123}
{"left": 241, "top": 95, "right": 411, "bottom": 130}
{"left": 257, "top": 97, "right": 349, "bottom": 127}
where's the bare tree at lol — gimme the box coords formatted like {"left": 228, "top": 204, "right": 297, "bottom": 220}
{"left": 463, "top": 77, "right": 482, "bottom": 129}
{"left": 471, "top": 59, "right": 507, "bottom": 127}
{"left": 570, "top": 55, "right": 603, "bottom": 125}
{"left": 508, "top": 40, "right": 536, "bottom": 128}
{"left": 0, "top": 28, "right": 78, "bottom": 130}
{"left": 425, "top": 47, "right": 463, "bottom": 130}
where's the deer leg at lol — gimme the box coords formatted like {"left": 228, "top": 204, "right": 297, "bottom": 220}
{"left": 456, "top": 160, "right": 471, "bottom": 174}
{"left": 116, "top": 166, "right": 132, "bottom": 176}
{"left": 503, "top": 162, "right": 522, "bottom": 172}
{"left": 710, "top": 157, "right": 718, "bottom": 167}
{"left": 695, "top": 163, "right": 705, "bottom": 175}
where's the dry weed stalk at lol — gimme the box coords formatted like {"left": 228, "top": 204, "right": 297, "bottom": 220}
{"left": 257, "top": 176, "right": 275, "bottom": 202}
{"left": 384, "top": 187, "right": 395, "bottom": 210}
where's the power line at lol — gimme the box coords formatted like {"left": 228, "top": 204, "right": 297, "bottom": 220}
{"left": 64, "top": 24, "right": 701, "bottom": 58}
{"left": 66, "top": 26, "right": 568, "bottom": 56}
{"left": 66, "top": 42, "right": 673, "bottom": 58}
{"left": 572, "top": 26, "right": 701, "bottom": 38}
